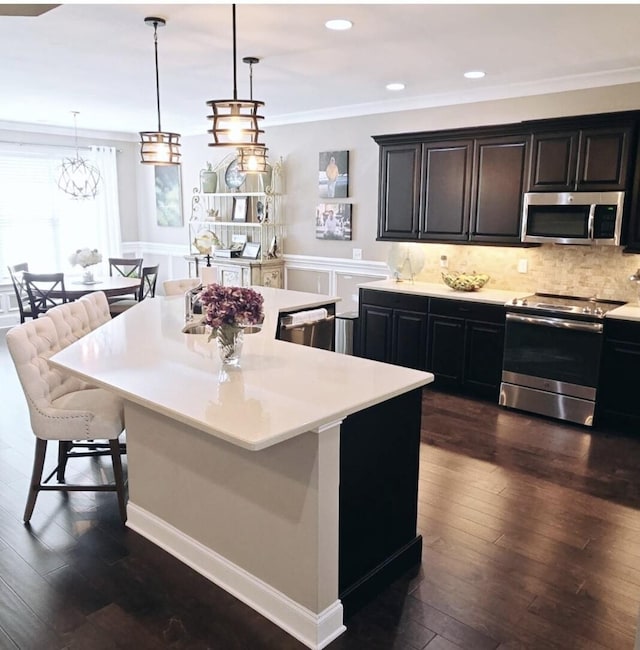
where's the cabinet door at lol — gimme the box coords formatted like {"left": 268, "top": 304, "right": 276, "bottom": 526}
{"left": 377, "top": 144, "right": 421, "bottom": 240}
{"left": 471, "top": 135, "right": 530, "bottom": 243}
{"left": 529, "top": 131, "right": 579, "bottom": 191}
{"left": 358, "top": 304, "right": 393, "bottom": 363}
{"left": 464, "top": 319, "right": 505, "bottom": 399}
{"left": 392, "top": 309, "right": 428, "bottom": 370}
{"left": 427, "top": 314, "right": 465, "bottom": 389}
{"left": 419, "top": 140, "right": 473, "bottom": 241}
{"left": 576, "top": 126, "right": 632, "bottom": 191}
{"left": 597, "top": 325, "right": 640, "bottom": 432}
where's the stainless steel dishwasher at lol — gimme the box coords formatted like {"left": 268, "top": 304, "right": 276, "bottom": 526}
{"left": 278, "top": 308, "right": 335, "bottom": 351}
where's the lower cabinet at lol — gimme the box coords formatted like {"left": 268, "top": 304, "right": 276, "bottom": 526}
{"left": 427, "top": 298, "right": 506, "bottom": 399}
{"left": 596, "top": 319, "right": 640, "bottom": 432}
{"left": 358, "top": 290, "right": 506, "bottom": 398}
{"left": 358, "top": 289, "right": 428, "bottom": 370}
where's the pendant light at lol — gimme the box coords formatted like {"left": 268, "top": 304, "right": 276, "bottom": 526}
{"left": 139, "top": 16, "right": 181, "bottom": 165}
{"left": 236, "top": 57, "right": 269, "bottom": 173}
{"left": 57, "top": 111, "right": 101, "bottom": 200}
{"left": 206, "top": 4, "right": 266, "bottom": 149}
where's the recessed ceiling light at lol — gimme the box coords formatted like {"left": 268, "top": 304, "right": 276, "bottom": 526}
{"left": 464, "top": 70, "right": 486, "bottom": 79}
{"left": 325, "top": 18, "right": 353, "bottom": 31}
{"left": 386, "top": 83, "right": 405, "bottom": 91}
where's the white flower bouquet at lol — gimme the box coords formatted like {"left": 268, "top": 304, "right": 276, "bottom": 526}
{"left": 69, "top": 248, "right": 102, "bottom": 268}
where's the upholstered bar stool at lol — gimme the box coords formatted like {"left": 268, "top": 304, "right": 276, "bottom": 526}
{"left": 6, "top": 317, "right": 127, "bottom": 523}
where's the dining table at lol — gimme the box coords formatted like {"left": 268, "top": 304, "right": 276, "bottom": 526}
{"left": 61, "top": 276, "right": 141, "bottom": 300}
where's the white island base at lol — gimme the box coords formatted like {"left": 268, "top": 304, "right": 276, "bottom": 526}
{"left": 125, "top": 401, "right": 344, "bottom": 649}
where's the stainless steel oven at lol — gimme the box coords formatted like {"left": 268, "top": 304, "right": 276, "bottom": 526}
{"left": 499, "top": 293, "right": 623, "bottom": 426}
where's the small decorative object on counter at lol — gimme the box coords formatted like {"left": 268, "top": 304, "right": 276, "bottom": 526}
{"left": 69, "top": 247, "right": 102, "bottom": 284}
{"left": 628, "top": 269, "right": 640, "bottom": 303}
{"left": 199, "top": 283, "right": 265, "bottom": 366}
{"left": 442, "top": 271, "right": 490, "bottom": 291}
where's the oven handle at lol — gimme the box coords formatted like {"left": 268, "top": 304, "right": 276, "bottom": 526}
{"left": 506, "top": 312, "right": 603, "bottom": 334}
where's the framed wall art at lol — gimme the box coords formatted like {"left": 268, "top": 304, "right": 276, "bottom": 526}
{"left": 232, "top": 196, "right": 248, "bottom": 222}
{"left": 316, "top": 203, "right": 352, "bottom": 240}
{"left": 155, "top": 165, "right": 183, "bottom": 227}
{"left": 319, "top": 150, "right": 349, "bottom": 199}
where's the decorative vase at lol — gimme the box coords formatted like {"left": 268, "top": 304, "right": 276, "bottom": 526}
{"left": 216, "top": 326, "right": 244, "bottom": 366}
{"left": 82, "top": 267, "right": 95, "bottom": 284}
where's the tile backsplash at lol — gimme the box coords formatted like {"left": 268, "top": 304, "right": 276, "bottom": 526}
{"left": 412, "top": 243, "right": 640, "bottom": 303}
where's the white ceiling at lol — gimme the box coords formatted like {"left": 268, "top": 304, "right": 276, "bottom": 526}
{"left": 2, "top": 3, "right": 640, "bottom": 139}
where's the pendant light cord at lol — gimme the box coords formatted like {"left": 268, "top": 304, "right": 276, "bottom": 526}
{"left": 153, "top": 21, "right": 162, "bottom": 132}
{"left": 232, "top": 4, "right": 238, "bottom": 101}
{"left": 71, "top": 111, "right": 80, "bottom": 158}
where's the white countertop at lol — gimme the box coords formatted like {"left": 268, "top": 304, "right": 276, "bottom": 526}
{"left": 606, "top": 303, "right": 640, "bottom": 322}
{"left": 360, "top": 279, "right": 523, "bottom": 306}
{"left": 49, "top": 287, "right": 433, "bottom": 451}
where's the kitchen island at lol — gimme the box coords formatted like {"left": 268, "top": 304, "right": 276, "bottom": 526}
{"left": 49, "top": 287, "right": 433, "bottom": 650}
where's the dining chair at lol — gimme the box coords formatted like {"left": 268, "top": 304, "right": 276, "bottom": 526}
{"left": 108, "top": 257, "right": 143, "bottom": 278}
{"left": 6, "top": 316, "right": 127, "bottom": 523}
{"left": 7, "top": 262, "right": 33, "bottom": 323}
{"left": 109, "top": 264, "right": 159, "bottom": 316}
{"left": 162, "top": 277, "right": 202, "bottom": 296}
{"left": 22, "top": 271, "right": 67, "bottom": 318}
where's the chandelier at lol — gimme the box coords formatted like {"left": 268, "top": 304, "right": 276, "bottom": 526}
{"left": 206, "top": 4, "right": 266, "bottom": 149}
{"left": 236, "top": 57, "right": 269, "bottom": 173}
{"left": 139, "top": 16, "right": 181, "bottom": 165}
{"left": 57, "top": 111, "right": 101, "bottom": 200}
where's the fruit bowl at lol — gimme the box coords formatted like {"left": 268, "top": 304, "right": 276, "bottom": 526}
{"left": 442, "top": 272, "right": 490, "bottom": 291}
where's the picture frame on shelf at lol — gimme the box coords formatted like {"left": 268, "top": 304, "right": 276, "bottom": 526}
{"left": 232, "top": 196, "right": 248, "bottom": 222}
{"left": 241, "top": 242, "right": 261, "bottom": 259}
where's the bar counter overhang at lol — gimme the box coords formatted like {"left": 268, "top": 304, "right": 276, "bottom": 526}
{"left": 49, "top": 287, "right": 433, "bottom": 649}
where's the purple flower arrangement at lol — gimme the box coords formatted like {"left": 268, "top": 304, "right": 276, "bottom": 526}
{"left": 199, "top": 284, "right": 264, "bottom": 341}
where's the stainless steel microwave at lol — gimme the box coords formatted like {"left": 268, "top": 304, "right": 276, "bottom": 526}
{"left": 521, "top": 191, "right": 624, "bottom": 245}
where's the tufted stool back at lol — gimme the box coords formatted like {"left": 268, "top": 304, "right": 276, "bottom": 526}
{"left": 78, "top": 291, "right": 112, "bottom": 329}
{"left": 163, "top": 277, "right": 202, "bottom": 296}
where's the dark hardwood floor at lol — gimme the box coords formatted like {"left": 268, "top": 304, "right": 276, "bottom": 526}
{"left": 1, "top": 329, "right": 640, "bottom": 649}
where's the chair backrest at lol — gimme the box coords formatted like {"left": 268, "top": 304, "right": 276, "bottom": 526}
{"left": 139, "top": 265, "right": 159, "bottom": 300}
{"left": 7, "top": 262, "right": 32, "bottom": 323}
{"left": 77, "top": 291, "right": 112, "bottom": 329}
{"left": 108, "top": 257, "right": 143, "bottom": 278}
{"left": 6, "top": 317, "right": 89, "bottom": 439}
{"left": 47, "top": 300, "right": 94, "bottom": 347}
{"left": 22, "top": 272, "right": 67, "bottom": 318}
{"left": 163, "top": 277, "right": 202, "bottom": 296}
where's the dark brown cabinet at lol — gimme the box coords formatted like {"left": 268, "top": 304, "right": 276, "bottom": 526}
{"left": 596, "top": 318, "right": 640, "bottom": 433}
{"left": 471, "top": 135, "right": 530, "bottom": 244}
{"left": 358, "top": 289, "right": 429, "bottom": 371}
{"left": 420, "top": 139, "right": 473, "bottom": 241}
{"left": 427, "top": 298, "right": 506, "bottom": 399}
{"left": 530, "top": 125, "right": 633, "bottom": 192}
{"left": 377, "top": 143, "right": 421, "bottom": 240}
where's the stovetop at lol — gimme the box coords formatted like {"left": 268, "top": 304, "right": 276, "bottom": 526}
{"left": 509, "top": 292, "right": 624, "bottom": 318}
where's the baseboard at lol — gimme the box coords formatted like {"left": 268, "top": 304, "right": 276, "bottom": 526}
{"left": 127, "top": 502, "right": 346, "bottom": 650}
{"left": 340, "top": 535, "right": 423, "bottom": 618}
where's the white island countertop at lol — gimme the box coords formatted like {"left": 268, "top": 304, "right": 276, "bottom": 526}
{"left": 360, "top": 279, "right": 523, "bottom": 306}
{"left": 49, "top": 287, "right": 433, "bottom": 451}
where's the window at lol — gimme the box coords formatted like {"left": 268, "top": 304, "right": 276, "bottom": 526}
{"left": 0, "top": 144, "right": 121, "bottom": 277}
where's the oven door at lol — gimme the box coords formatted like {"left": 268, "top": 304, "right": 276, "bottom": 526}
{"left": 502, "top": 312, "right": 603, "bottom": 394}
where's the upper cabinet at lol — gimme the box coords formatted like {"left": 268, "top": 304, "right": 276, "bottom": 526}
{"left": 376, "top": 131, "right": 529, "bottom": 245}
{"left": 530, "top": 123, "right": 633, "bottom": 192}
{"left": 374, "top": 111, "right": 639, "bottom": 247}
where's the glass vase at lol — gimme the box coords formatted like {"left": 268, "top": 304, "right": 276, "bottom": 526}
{"left": 216, "top": 326, "right": 244, "bottom": 366}
{"left": 82, "top": 267, "right": 95, "bottom": 284}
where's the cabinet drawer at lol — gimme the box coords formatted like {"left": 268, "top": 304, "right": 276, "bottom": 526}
{"left": 604, "top": 318, "right": 640, "bottom": 342}
{"left": 429, "top": 298, "right": 505, "bottom": 323}
{"left": 359, "top": 289, "right": 429, "bottom": 313}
